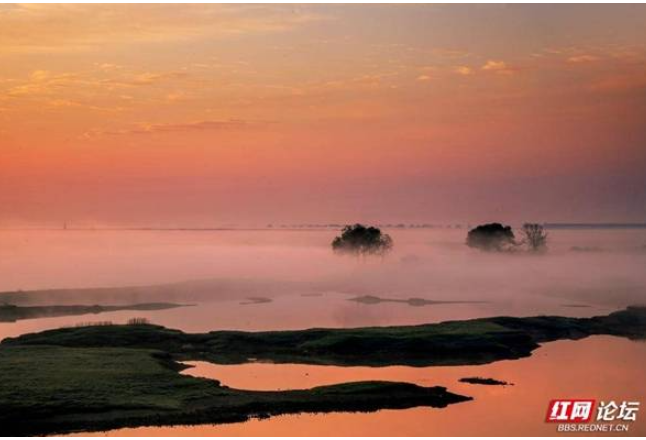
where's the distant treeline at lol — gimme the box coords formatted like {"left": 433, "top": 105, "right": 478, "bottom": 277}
{"left": 543, "top": 223, "right": 646, "bottom": 230}
{"left": 277, "top": 223, "right": 646, "bottom": 230}
{"left": 6, "top": 222, "right": 645, "bottom": 231}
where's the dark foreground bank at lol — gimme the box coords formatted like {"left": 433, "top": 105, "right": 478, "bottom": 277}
{"left": 0, "top": 307, "right": 644, "bottom": 436}
{"left": 6, "top": 306, "right": 646, "bottom": 366}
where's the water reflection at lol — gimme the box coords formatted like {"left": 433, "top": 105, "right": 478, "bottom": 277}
{"left": 0, "top": 293, "right": 617, "bottom": 341}
{"left": 1, "top": 229, "right": 645, "bottom": 435}
{"left": 74, "top": 336, "right": 646, "bottom": 436}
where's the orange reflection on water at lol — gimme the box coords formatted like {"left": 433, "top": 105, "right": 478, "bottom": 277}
{"left": 78, "top": 336, "right": 646, "bottom": 436}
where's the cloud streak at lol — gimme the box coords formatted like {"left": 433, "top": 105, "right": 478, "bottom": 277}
{"left": 82, "top": 119, "right": 270, "bottom": 139}
{"left": 481, "top": 60, "right": 518, "bottom": 75}
{"left": 1, "top": 69, "right": 191, "bottom": 100}
{"left": 0, "top": 4, "right": 326, "bottom": 53}
{"left": 567, "top": 54, "right": 600, "bottom": 63}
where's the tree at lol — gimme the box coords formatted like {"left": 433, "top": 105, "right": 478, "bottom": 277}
{"left": 332, "top": 224, "right": 393, "bottom": 257}
{"left": 466, "top": 223, "right": 515, "bottom": 252}
{"left": 521, "top": 223, "right": 548, "bottom": 252}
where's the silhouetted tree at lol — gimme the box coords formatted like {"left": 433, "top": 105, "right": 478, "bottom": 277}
{"left": 466, "top": 223, "right": 515, "bottom": 252}
{"left": 521, "top": 223, "right": 548, "bottom": 252}
{"left": 332, "top": 224, "right": 393, "bottom": 257}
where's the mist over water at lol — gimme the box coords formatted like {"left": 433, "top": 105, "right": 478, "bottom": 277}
{"left": 3, "top": 227, "right": 646, "bottom": 436}
{"left": 1, "top": 228, "right": 646, "bottom": 339}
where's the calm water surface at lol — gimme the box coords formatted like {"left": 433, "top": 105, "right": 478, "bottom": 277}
{"left": 1, "top": 229, "right": 645, "bottom": 435}
{"left": 73, "top": 336, "right": 646, "bottom": 436}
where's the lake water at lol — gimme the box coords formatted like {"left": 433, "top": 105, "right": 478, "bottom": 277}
{"left": 74, "top": 336, "right": 646, "bottom": 436}
{"left": 1, "top": 228, "right": 646, "bottom": 435}
{"left": 2, "top": 228, "right": 646, "bottom": 339}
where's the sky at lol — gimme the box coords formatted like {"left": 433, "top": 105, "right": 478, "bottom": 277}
{"left": 1, "top": 4, "right": 645, "bottom": 227}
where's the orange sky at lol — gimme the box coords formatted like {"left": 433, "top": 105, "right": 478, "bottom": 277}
{"left": 1, "top": 4, "right": 645, "bottom": 227}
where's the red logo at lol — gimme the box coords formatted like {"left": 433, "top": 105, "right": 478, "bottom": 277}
{"left": 546, "top": 400, "right": 596, "bottom": 422}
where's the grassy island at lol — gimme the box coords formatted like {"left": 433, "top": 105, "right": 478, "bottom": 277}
{"left": 1, "top": 306, "right": 644, "bottom": 435}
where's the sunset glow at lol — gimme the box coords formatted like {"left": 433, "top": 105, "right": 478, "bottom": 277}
{"left": 2, "top": 4, "right": 645, "bottom": 226}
